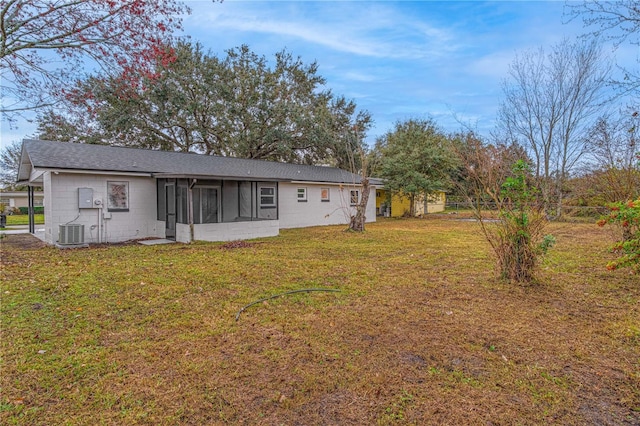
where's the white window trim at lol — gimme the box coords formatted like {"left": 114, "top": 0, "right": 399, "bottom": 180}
{"left": 260, "top": 186, "right": 277, "bottom": 209}
{"left": 350, "top": 190, "right": 359, "bottom": 206}
{"left": 297, "top": 187, "right": 308, "bottom": 202}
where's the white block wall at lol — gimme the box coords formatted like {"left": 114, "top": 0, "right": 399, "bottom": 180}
{"left": 44, "top": 172, "right": 161, "bottom": 244}
{"left": 193, "top": 220, "right": 279, "bottom": 242}
{"left": 278, "top": 182, "right": 377, "bottom": 229}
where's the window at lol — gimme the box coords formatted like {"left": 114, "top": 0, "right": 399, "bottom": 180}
{"left": 297, "top": 187, "right": 307, "bottom": 202}
{"left": 260, "top": 186, "right": 276, "bottom": 208}
{"left": 321, "top": 187, "right": 330, "bottom": 202}
{"left": 350, "top": 190, "right": 359, "bottom": 206}
{"left": 176, "top": 184, "right": 188, "bottom": 224}
{"left": 107, "top": 181, "right": 129, "bottom": 212}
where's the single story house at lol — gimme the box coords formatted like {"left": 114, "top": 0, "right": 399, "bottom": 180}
{"left": 375, "top": 188, "right": 446, "bottom": 217}
{"left": 17, "top": 140, "right": 377, "bottom": 245}
{"left": 0, "top": 190, "right": 44, "bottom": 212}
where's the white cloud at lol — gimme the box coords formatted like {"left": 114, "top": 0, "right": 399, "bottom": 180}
{"left": 186, "top": 1, "right": 459, "bottom": 60}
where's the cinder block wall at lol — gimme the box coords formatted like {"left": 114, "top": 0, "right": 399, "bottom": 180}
{"left": 278, "top": 182, "right": 377, "bottom": 229}
{"left": 46, "top": 173, "right": 160, "bottom": 244}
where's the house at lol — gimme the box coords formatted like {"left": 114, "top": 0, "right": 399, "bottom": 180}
{"left": 0, "top": 190, "right": 45, "bottom": 213}
{"left": 16, "top": 140, "right": 377, "bottom": 245}
{"left": 375, "top": 188, "right": 446, "bottom": 217}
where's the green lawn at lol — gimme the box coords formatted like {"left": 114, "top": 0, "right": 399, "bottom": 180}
{"left": 1, "top": 218, "right": 638, "bottom": 425}
{"left": 1, "top": 214, "right": 45, "bottom": 227}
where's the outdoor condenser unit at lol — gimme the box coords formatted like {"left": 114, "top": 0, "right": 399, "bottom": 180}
{"left": 59, "top": 224, "right": 85, "bottom": 245}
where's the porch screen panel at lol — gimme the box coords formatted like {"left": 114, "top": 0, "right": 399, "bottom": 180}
{"left": 192, "top": 188, "right": 201, "bottom": 224}
{"left": 157, "top": 179, "right": 166, "bottom": 221}
{"left": 222, "top": 181, "right": 239, "bottom": 222}
{"left": 239, "top": 182, "right": 252, "bottom": 219}
{"left": 200, "top": 188, "right": 219, "bottom": 223}
{"left": 176, "top": 182, "right": 188, "bottom": 224}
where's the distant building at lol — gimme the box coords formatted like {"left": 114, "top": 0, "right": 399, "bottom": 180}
{"left": 0, "top": 190, "right": 44, "bottom": 212}
{"left": 375, "top": 188, "right": 446, "bottom": 217}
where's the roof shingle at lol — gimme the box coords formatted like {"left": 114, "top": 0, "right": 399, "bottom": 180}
{"left": 19, "top": 140, "right": 365, "bottom": 184}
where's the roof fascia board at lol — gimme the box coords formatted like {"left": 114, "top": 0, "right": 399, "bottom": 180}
{"left": 289, "top": 180, "right": 365, "bottom": 186}
{"left": 37, "top": 168, "right": 153, "bottom": 178}
{"left": 152, "top": 173, "right": 283, "bottom": 182}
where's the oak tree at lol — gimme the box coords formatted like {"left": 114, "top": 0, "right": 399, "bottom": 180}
{"left": 375, "top": 118, "right": 458, "bottom": 216}
{"left": 37, "top": 42, "right": 372, "bottom": 168}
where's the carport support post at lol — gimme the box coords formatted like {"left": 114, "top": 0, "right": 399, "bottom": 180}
{"left": 28, "top": 186, "right": 35, "bottom": 234}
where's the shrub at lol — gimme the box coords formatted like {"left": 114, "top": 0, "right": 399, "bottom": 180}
{"left": 17, "top": 207, "right": 44, "bottom": 215}
{"left": 597, "top": 199, "right": 640, "bottom": 274}
{"left": 491, "top": 160, "right": 554, "bottom": 283}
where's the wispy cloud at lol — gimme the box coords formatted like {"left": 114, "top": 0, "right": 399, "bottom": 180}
{"left": 187, "top": 1, "right": 459, "bottom": 60}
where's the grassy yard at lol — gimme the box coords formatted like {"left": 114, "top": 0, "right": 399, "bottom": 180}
{"left": 1, "top": 214, "right": 45, "bottom": 227}
{"left": 1, "top": 218, "right": 638, "bottom": 425}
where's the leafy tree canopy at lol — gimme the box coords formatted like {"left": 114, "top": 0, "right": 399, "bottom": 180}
{"left": 37, "top": 41, "right": 371, "bottom": 168}
{"left": 374, "top": 118, "right": 458, "bottom": 214}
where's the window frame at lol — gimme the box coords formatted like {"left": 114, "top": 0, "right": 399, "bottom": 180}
{"left": 320, "top": 187, "right": 330, "bottom": 202}
{"left": 350, "top": 190, "right": 359, "bottom": 206}
{"left": 297, "top": 187, "right": 308, "bottom": 202}
{"left": 260, "top": 185, "right": 277, "bottom": 209}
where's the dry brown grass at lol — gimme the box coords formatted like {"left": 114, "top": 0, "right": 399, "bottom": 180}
{"left": 1, "top": 217, "right": 638, "bottom": 425}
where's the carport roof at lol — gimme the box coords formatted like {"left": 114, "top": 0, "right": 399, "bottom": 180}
{"left": 18, "top": 139, "right": 366, "bottom": 184}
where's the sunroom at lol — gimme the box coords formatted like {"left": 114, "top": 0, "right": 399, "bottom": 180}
{"left": 156, "top": 177, "right": 280, "bottom": 243}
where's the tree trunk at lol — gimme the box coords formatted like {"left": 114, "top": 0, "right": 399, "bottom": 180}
{"left": 349, "top": 178, "right": 370, "bottom": 232}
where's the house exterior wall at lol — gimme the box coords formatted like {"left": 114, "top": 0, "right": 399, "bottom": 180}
{"left": 43, "top": 172, "right": 54, "bottom": 243}
{"left": 278, "top": 182, "right": 377, "bottom": 229}
{"left": 376, "top": 189, "right": 446, "bottom": 217}
{"left": 193, "top": 220, "right": 279, "bottom": 242}
{"left": 0, "top": 191, "right": 44, "bottom": 210}
{"left": 40, "top": 173, "right": 376, "bottom": 245}
{"left": 425, "top": 191, "right": 446, "bottom": 213}
{"left": 44, "top": 172, "right": 160, "bottom": 245}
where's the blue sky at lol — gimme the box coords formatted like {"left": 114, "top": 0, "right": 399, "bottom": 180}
{"left": 1, "top": 0, "right": 635, "bottom": 147}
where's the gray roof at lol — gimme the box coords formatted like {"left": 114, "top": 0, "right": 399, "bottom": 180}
{"left": 18, "top": 139, "right": 366, "bottom": 184}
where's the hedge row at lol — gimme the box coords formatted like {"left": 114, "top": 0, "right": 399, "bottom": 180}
{"left": 17, "top": 207, "right": 44, "bottom": 214}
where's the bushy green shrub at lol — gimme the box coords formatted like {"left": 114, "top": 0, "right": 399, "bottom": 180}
{"left": 17, "top": 207, "right": 44, "bottom": 215}
{"left": 493, "top": 160, "right": 555, "bottom": 283}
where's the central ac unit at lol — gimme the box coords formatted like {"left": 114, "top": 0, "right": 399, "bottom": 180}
{"left": 59, "top": 224, "right": 85, "bottom": 245}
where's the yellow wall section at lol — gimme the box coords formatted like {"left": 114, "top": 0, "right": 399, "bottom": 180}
{"left": 375, "top": 189, "right": 446, "bottom": 217}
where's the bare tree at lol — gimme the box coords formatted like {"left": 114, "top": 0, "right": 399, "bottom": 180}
{"left": 565, "top": 0, "right": 640, "bottom": 96}
{"left": 0, "top": 0, "right": 192, "bottom": 121}
{"left": 497, "top": 38, "right": 610, "bottom": 216}
{"left": 578, "top": 109, "right": 640, "bottom": 203}
{"left": 452, "top": 136, "right": 553, "bottom": 283}
{"left": 346, "top": 126, "right": 372, "bottom": 232}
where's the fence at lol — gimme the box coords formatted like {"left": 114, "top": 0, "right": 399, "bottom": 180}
{"left": 444, "top": 201, "right": 608, "bottom": 221}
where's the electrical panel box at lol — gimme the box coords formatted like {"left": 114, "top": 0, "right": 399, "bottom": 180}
{"left": 78, "top": 188, "right": 94, "bottom": 209}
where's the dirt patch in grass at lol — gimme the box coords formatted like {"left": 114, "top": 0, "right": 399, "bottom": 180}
{"left": 220, "top": 240, "right": 260, "bottom": 250}
{"left": 1, "top": 233, "right": 48, "bottom": 250}
{"left": 1, "top": 218, "right": 638, "bottom": 425}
